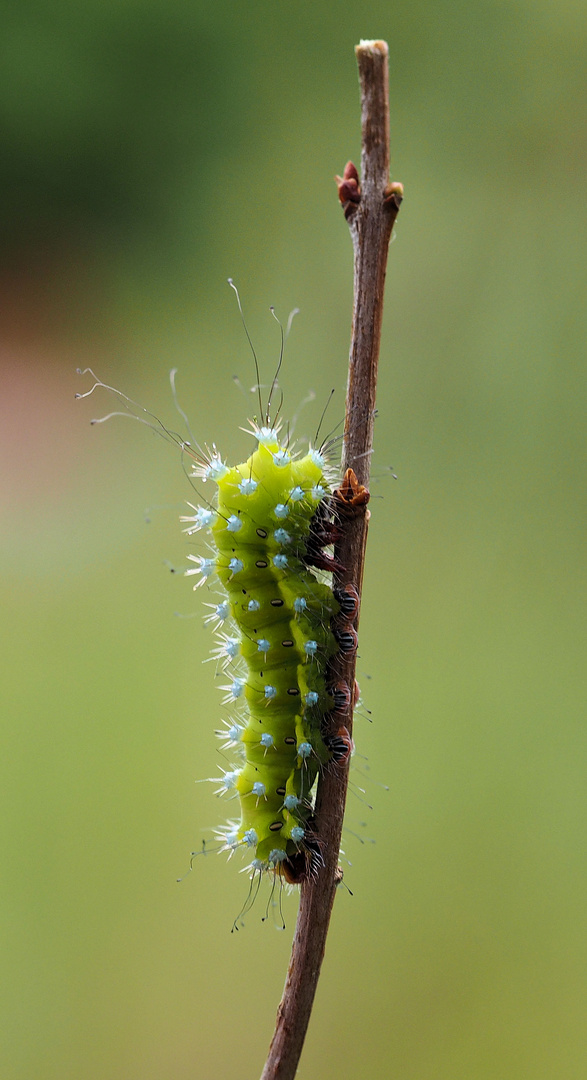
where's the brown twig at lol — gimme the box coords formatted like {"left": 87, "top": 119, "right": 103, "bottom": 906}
{"left": 260, "top": 40, "right": 403, "bottom": 1080}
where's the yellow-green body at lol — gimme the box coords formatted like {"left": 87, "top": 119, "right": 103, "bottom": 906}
{"left": 204, "top": 434, "right": 338, "bottom": 867}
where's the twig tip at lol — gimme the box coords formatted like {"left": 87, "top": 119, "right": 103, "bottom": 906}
{"left": 355, "top": 39, "right": 388, "bottom": 57}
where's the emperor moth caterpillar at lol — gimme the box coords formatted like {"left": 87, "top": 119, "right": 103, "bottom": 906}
{"left": 185, "top": 420, "right": 361, "bottom": 884}
{"left": 76, "top": 308, "right": 366, "bottom": 888}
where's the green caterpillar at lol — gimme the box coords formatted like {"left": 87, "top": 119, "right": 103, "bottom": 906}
{"left": 75, "top": 351, "right": 360, "bottom": 887}
{"left": 183, "top": 422, "right": 351, "bottom": 880}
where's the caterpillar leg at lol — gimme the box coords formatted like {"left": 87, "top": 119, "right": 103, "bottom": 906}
{"left": 324, "top": 726, "right": 354, "bottom": 767}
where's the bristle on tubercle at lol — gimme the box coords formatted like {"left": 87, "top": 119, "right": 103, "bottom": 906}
{"left": 189, "top": 423, "right": 354, "bottom": 880}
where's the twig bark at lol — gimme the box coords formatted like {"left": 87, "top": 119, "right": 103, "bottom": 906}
{"left": 260, "top": 40, "right": 403, "bottom": 1080}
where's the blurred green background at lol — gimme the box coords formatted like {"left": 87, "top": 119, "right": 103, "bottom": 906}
{"left": 2, "top": 1, "right": 586, "bottom": 1078}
